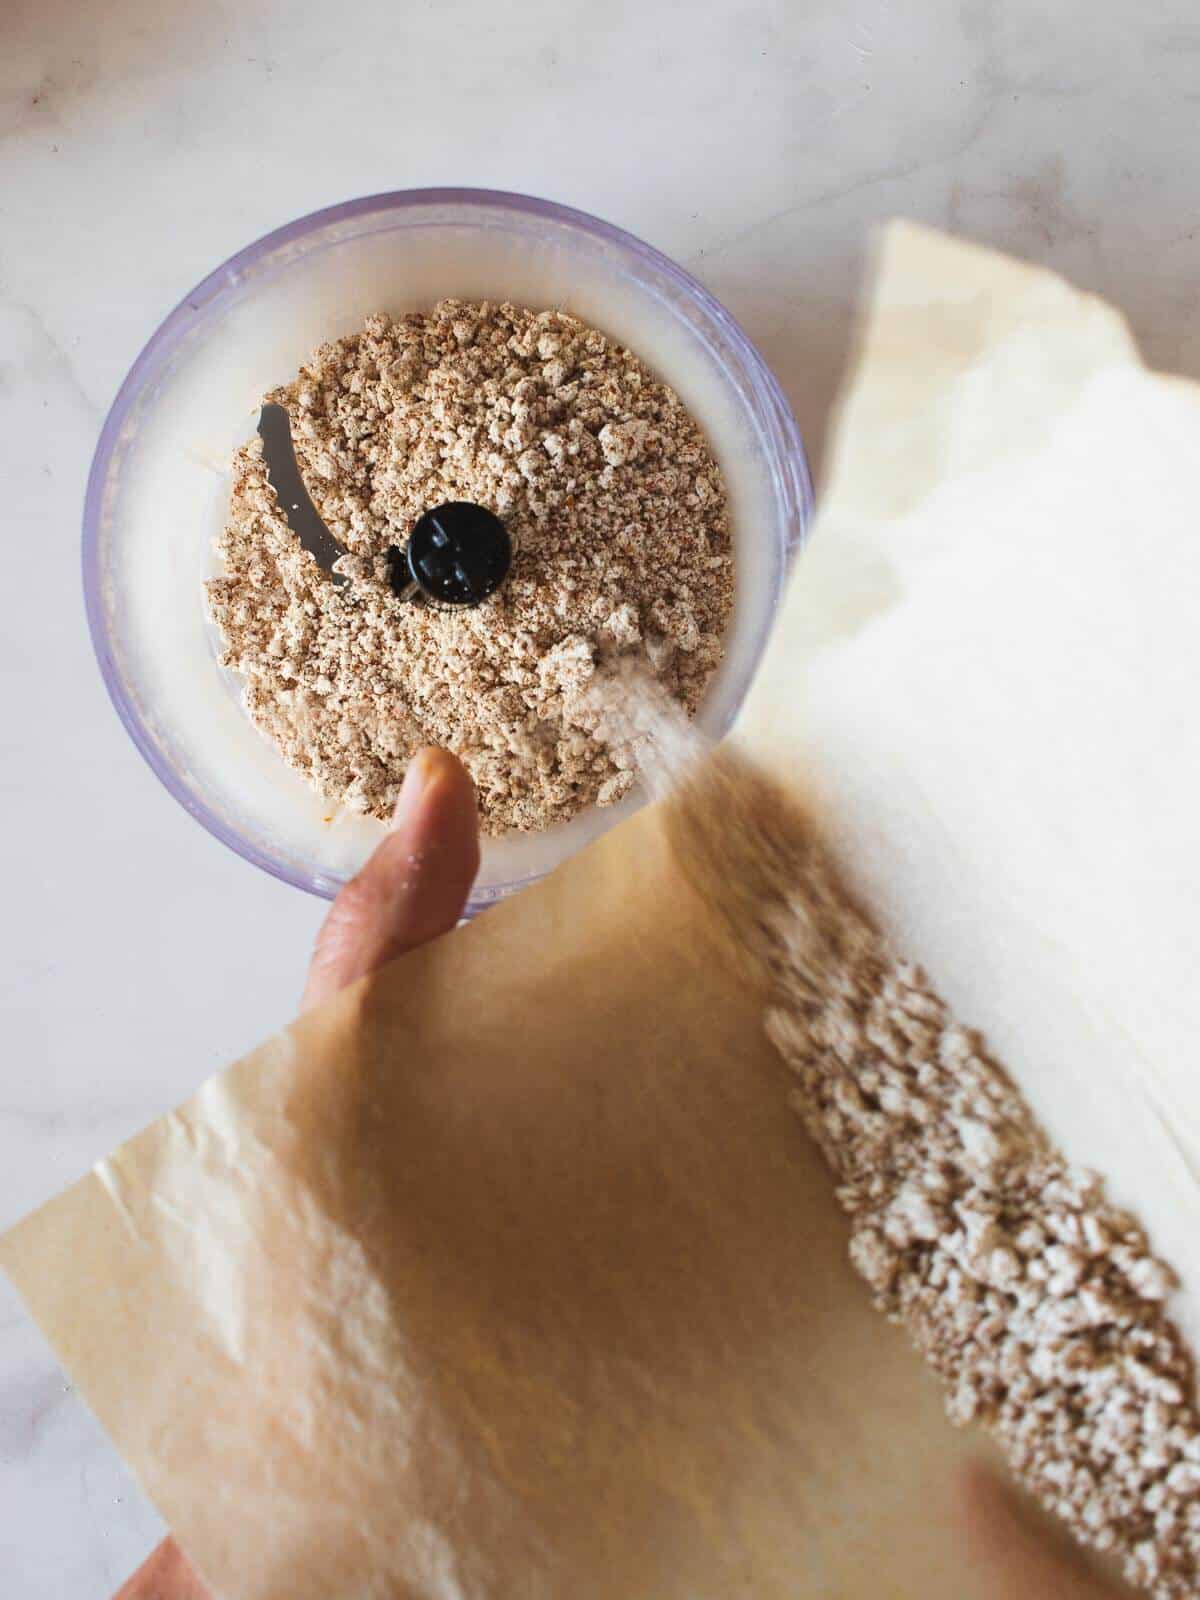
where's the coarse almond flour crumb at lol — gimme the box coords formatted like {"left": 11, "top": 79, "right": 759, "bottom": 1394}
{"left": 660, "top": 746, "right": 1200, "bottom": 1599}
{"left": 205, "top": 302, "right": 733, "bottom": 833}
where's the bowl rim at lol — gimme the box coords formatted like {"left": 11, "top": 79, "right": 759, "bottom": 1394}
{"left": 82, "top": 186, "right": 814, "bottom": 900}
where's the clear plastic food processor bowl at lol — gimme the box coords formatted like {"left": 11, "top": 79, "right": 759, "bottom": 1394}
{"left": 83, "top": 189, "right": 813, "bottom": 912}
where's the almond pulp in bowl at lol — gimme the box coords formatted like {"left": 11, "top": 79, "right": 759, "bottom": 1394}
{"left": 82, "top": 188, "right": 812, "bottom": 912}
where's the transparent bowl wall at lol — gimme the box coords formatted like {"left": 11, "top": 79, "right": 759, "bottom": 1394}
{"left": 83, "top": 189, "right": 812, "bottom": 910}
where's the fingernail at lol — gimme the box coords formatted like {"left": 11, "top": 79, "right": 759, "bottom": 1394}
{"left": 391, "top": 750, "right": 436, "bottom": 832}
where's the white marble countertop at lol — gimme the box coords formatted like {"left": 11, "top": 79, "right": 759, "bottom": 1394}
{"left": 2, "top": 0, "right": 1198, "bottom": 1592}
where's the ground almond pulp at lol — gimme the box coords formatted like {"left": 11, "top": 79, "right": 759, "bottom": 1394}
{"left": 206, "top": 302, "right": 734, "bottom": 834}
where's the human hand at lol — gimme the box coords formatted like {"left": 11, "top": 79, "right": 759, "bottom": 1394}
{"left": 117, "top": 1466, "right": 1130, "bottom": 1600}
{"left": 961, "top": 1465, "right": 1133, "bottom": 1599}
{"left": 112, "top": 748, "right": 480, "bottom": 1600}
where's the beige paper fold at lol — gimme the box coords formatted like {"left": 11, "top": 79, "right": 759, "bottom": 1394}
{"left": 6, "top": 222, "right": 1196, "bottom": 1598}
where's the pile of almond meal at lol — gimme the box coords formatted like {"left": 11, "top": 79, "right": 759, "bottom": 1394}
{"left": 206, "top": 301, "right": 733, "bottom": 833}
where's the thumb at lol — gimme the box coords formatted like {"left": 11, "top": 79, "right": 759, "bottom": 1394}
{"left": 960, "top": 1465, "right": 1131, "bottom": 1598}
{"left": 114, "top": 1537, "right": 213, "bottom": 1599}
{"left": 302, "top": 748, "right": 481, "bottom": 1012}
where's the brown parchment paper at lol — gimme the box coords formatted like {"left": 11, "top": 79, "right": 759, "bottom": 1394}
{"left": 3, "top": 798, "right": 1004, "bottom": 1600}
{"left": 6, "top": 222, "right": 1198, "bottom": 1598}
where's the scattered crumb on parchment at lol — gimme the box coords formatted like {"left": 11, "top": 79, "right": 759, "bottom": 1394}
{"left": 659, "top": 743, "right": 1200, "bottom": 1600}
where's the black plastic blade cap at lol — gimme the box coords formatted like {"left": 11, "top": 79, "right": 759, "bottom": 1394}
{"left": 399, "top": 503, "right": 512, "bottom": 606}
